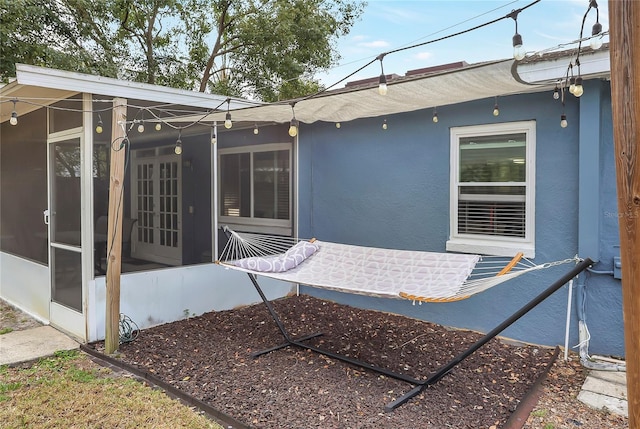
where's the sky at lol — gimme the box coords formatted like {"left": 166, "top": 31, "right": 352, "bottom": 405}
{"left": 316, "top": 0, "right": 609, "bottom": 88}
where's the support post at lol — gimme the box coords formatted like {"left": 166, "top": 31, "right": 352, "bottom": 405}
{"left": 609, "top": 2, "right": 640, "bottom": 427}
{"left": 104, "top": 98, "right": 127, "bottom": 354}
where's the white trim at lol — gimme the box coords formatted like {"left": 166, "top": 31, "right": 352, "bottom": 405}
{"left": 516, "top": 49, "right": 610, "bottom": 85}
{"left": 15, "top": 64, "right": 259, "bottom": 111}
{"left": 448, "top": 121, "right": 536, "bottom": 258}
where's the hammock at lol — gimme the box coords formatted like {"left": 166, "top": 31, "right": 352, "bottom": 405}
{"left": 217, "top": 228, "right": 577, "bottom": 302}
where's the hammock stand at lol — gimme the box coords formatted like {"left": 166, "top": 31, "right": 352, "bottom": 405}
{"left": 217, "top": 229, "right": 593, "bottom": 411}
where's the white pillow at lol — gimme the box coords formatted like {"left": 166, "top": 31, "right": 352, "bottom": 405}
{"left": 232, "top": 241, "right": 319, "bottom": 272}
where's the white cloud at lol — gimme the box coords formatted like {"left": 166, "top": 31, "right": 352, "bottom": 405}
{"left": 359, "top": 40, "right": 391, "bottom": 49}
{"left": 413, "top": 51, "right": 432, "bottom": 61}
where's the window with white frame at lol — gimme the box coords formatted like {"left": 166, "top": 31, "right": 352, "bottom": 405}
{"left": 218, "top": 143, "right": 292, "bottom": 235}
{"left": 447, "top": 121, "right": 536, "bottom": 257}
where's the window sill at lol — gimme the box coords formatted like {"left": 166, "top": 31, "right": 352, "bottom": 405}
{"left": 446, "top": 238, "right": 535, "bottom": 258}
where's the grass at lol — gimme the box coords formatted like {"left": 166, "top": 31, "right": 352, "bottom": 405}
{"left": 0, "top": 350, "right": 223, "bottom": 429}
{"left": 0, "top": 327, "right": 13, "bottom": 335}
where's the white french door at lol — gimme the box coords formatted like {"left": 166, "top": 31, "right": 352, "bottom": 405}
{"left": 131, "top": 148, "right": 182, "bottom": 265}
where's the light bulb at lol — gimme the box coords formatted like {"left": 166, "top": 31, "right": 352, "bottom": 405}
{"left": 155, "top": 122, "right": 162, "bottom": 131}
{"left": 253, "top": 125, "right": 259, "bottom": 135}
{"left": 382, "top": 120, "right": 388, "bottom": 130}
{"left": 569, "top": 77, "right": 576, "bottom": 94}
{"left": 137, "top": 122, "right": 145, "bottom": 133}
{"left": 553, "top": 87, "right": 560, "bottom": 100}
{"left": 335, "top": 122, "right": 341, "bottom": 129}
{"left": 560, "top": 114, "right": 568, "bottom": 128}
{"left": 512, "top": 33, "right": 525, "bottom": 61}
{"left": 224, "top": 112, "right": 232, "bottom": 129}
{"left": 288, "top": 119, "right": 298, "bottom": 137}
{"left": 10, "top": 111, "right": 18, "bottom": 126}
{"left": 174, "top": 139, "right": 183, "bottom": 154}
{"left": 493, "top": 105, "right": 500, "bottom": 116}
{"left": 591, "top": 22, "right": 603, "bottom": 50}
{"left": 378, "top": 74, "right": 388, "bottom": 96}
{"left": 573, "top": 77, "right": 584, "bottom": 97}
{"left": 432, "top": 112, "right": 438, "bottom": 123}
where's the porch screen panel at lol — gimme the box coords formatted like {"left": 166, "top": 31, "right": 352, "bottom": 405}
{"left": 220, "top": 153, "right": 250, "bottom": 217}
{"left": 253, "top": 150, "right": 290, "bottom": 220}
{"left": 457, "top": 134, "right": 526, "bottom": 238}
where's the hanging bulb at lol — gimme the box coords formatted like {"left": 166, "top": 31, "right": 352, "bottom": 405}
{"left": 253, "top": 124, "right": 259, "bottom": 135}
{"left": 560, "top": 114, "right": 568, "bottom": 128}
{"left": 9, "top": 100, "right": 18, "bottom": 125}
{"left": 512, "top": 33, "right": 525, "bottom": 61}
{"left": 175, "top": 139, "right": 183, "bottom": 154}
{"left": 382, "top": 119, "right": 388, "bottom": 130}
{"left": 569, "top": 77, "right": 576, "bottom": 94}
{"left": 378, "top": 73, "right": 388, "bottom": 96}
{"left": 288, "top": 119, "right": 299, "bottom": 137}
{"left": 95, "top": 118, "right": 103, "bottom": 133}
{"left": 155, "top": 122, "right": 162, "bottom": 131}
{"left": 590, "top": 21, "right": 603, "bottom": 50}
{"left": 492, "top": 97, "right": 500, "bottom": 116}
{"left": 137, "top": 121, "right": 145, "bottom": 133}
{"left": 335, "top": 122, "right": 341, "bottom": 129}
{"left": 573, "top": 77, "right": 584, "bottom": 97}
{"left": 553, "top": 86, "right": 560, "bottom": 100}
{"left": 224, "top": 112, "right": 232, "bottom": 129}
{"left": 432, "top": 108, "right": 438, "bottom": 123}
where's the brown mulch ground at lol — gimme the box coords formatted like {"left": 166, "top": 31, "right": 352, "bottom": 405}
{"left": 103, "top": 294, "right": 586, "bottom": 429}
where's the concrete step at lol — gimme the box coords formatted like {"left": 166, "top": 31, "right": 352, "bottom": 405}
{"left": 578, "top": 369, "right": 628, "bottom": 417}
{"left": 0, "top": 325, "right": 79, "bottom": 366}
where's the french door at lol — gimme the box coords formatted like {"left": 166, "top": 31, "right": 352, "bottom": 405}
{"left": 131, "top": 148, "right": 182, "bottom": 265}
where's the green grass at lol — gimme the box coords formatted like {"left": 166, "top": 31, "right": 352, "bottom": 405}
{"left": 0, "top": 350, "right": 223, "bottom": 429}
{"left": 0, "top": 327, "right": 13, "bottom": 335}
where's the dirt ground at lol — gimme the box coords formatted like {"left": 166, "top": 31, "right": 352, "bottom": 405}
{"left": 2, "top": 296, "right": 628, "bottom": 428}
{"left": 102, "top": 295, "right": 628, "bottom": 429}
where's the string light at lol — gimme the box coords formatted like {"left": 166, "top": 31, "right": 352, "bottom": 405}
{"left": 224, "top": 99, "right": 232, "bottom": 129}
{"left": 288, "top": 102, "right": 299, "bottom": 137}
{"left": 560, "top": 114, "right": 568, "bottom": 128}
{"left": 377, "top": 54, "right": 388, "bottom": 96}
{"left": 175, "top": 129, "right": 183, "bottom": 154}
{"left": 155, "top": 122, "right": 162, "bottom": 131}
{"left": 508, "top": 9, "right": 525, "bottom": 61}
{"left": 382, "top": 119, "right": 388, "bottom": 130}
{"left": 492, "top": 97, "right": 500, "bottom": 116}
{"left": 137, "top": 121, "right": 145, "bottom": 133}
{"left": 95, "top": 114, "right": 104, "bottom": 133}
{"left": 9, "top": 100, "right": 18, "bottom": 125}
{"left": 432, "top": 107, "right": 438, "bottom": 123}
{"left": 590, "top": 0, "right": 603, "bottom": 50}
{"left": 573, "top": 77, "right": 584, "bottom": 97}
{"left": 335, "top": 122, "right": 341, "bottom": 129}
{"left": 253, "top": 123, "right": 259, "bottom": 135}
{"left": 553, "top": 85, "right": 560, "bottom": 100}
{"left": 569, "top": 76, "right": 576, "bottom": 94}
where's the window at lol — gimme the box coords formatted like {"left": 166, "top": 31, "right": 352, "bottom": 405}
{"left": 219, "top": 143, "right": 292, "bottom": 235}
{"left": 447, "top": 121, "right": 536, "bottom": 257}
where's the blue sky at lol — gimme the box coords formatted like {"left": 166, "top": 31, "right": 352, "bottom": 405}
{"left": 316, "top": 0, "right": 609, "bottom": 87}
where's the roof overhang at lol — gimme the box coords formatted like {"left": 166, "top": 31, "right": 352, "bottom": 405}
{"left": 515, "top": 48, "right": 610, "bottom": 85}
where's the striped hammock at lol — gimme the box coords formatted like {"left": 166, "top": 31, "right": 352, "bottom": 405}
{"left": 216, "top": 228, "right": 578, "bottom": 303}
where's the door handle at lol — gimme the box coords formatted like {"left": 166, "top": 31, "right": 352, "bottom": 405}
{"left": 43, "top": 209, "right": 49, "bottom": 225}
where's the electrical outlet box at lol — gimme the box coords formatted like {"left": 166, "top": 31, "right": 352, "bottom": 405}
{"left": 613, "top": 256, "right": 622, "bottom": 280}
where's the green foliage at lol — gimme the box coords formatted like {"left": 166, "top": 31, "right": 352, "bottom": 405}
{"left": 1, "top": 0, "right": 365, "bottom": 100}
{"left": 0, "top": 327, "right": 13, "bottom": 335}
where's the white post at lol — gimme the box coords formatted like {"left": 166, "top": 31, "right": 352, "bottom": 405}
{"left": 564, "top": 279, "right": 574, "bottom": 361}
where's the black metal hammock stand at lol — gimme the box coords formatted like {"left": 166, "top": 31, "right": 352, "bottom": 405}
{"left": 242, "top": 259, "right": 592, "bottom": 411}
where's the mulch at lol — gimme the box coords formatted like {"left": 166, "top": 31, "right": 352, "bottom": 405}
{"left": 106, "top": 294, "right": 557, "bottom": 429}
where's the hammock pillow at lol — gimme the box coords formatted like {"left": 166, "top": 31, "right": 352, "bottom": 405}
{"left": 231, "top": 240, "right": 319, "bottom": 273}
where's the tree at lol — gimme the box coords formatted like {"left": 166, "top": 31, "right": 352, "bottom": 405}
{"left": 1, "top": 0, "right": 365, "bottom": 101}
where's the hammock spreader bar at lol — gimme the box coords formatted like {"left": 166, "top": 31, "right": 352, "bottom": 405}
{"left": 242, "top": 258, "right": 593, "bottom": 412}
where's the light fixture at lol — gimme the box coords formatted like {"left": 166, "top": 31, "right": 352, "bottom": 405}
{"left": 137, "top": 121, "right": 145, "bottom": 133}
{"left": 253, "top": 123, "right": 259, "bottom": 135}
{"left": 590, "top": 1, "right": 603, "bottom": 50}
{"left": 335, "top": 122, "right": 341, "bottom": 129}
{"left": 569, "top": 77, "right": 576, "bottom": 94}
{"left": 288, "top": 102, "right": 298, "bottom": 137}
{"left": 509, "top": 9, "right": 525, "bottom": 61}
{"left": 553, "top": 85, "right": 560, "bottom": 100}
{"left": 377, "top": 54, "right": 388, "bottom": 95}
{"left": 155, "top": 122, "right": 162, "bottom": 131}
{"left": 175, "top": 129, "right": 183, "bottom": 155}
{"left": 382, "top": 119, "right": 388, "bottom": 130}
{"left": 95, "top": 115, "right": 103, "bottom": 134}
{"left": 573, "top": 77, "right": 584, "bottom": 97}
{"left": 560, "top": 114, "right": 568, "bottom": 128}
{"left": 493, "top": 97, "right": 500, "bottom": 116}
{"left": 9, "top": 100, "right": 18, "bottom": 126}
{"left": 432, "top": 107, "right": 438, "bottom": 123}
{"left": 224, "top": 99, "right": 232, "bottom": 129}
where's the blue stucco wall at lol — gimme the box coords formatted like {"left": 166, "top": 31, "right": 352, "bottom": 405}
{"left": 296, "top": 83, "right": 624, "bottom": 357}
